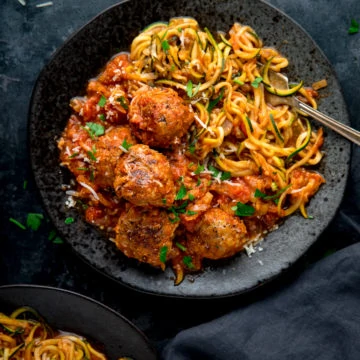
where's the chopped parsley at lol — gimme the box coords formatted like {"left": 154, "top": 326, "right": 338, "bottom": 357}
{"left": 87, "top": 145, "right": 97, "bottom": 161}
{"left": 183, "top": 255, "right": 195, "bottom": 269}
{"left": 251, "top": 76, "right": 263, "bottom": 88}
{"left": 161, "top": 39, "right": 170, "bottom": 52}
{"left": 208, "top": 165, "right": 231, "bottom": 181}
{"left": 48, "top": 229, "right": 63, "bottom": 244}
{"left": 23, "top": 180, "right": 28, "bottom": 190}
{"left": 162, "top": 198, "right": 167, "bottom": 204}
{"left": 176, "top": 242, "right": 187, "bottom": 251}
{"left": 85, "top": 122, "right": 105, "bottom": 138}
{"left": 186, "top": 80, "right": 200, "bottom": 98}
{"left": 254, "top": 185, "right": 291, "bottom": 201}
{"left": 175, "top": 184, "right": 187, "bottom": 200}
{"left": 349, "top": 19, "right": 359, "bottom": 34}
{"left": 186, "top": 210, "right": 197, "bottom": 216}
{"left": 207, "top": 88, "right": 224, "bottom": 113}
{"left": 26, "top": 213, "right": 44, "bottom": 231}
{"left": 98, "top": 114, "right": 106, "bottom": 121}
{"left": 194, "top": 164, "right": 205, "bottom": 175}
{"left": 116, "top": 96, "right": 129, "bottom": 110}
{"left": 97, "top": 95, "right": 107, "bottom": 107}
{"left": 159, "top": 246, "right": 168, "bottom": 263}
{"left": 169, "top": 201, "right": 188, "bottom": 222}
{"left": 188, "top": 193, "right": 195, "bottom": 201}
{"left": 9, "top": 217, "right": 26, "bottom": 230}
{"left": 69, "top": 152, "right": 79, "bottom": 159}
{"left": 121, "top": 139, "right": 133, "bottom": 151}
{"left": 64, "top": 217, "right": 74, "bottom": 224}
{"left": 234, "top": 78, "right": 244, "bottom": 86}
{"left": 231, "top": 202, "right": 255, "bottom": 217}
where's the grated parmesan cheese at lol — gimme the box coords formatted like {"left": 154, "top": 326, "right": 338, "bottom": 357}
{"left": 79, "top": 181, "right": 100, "bottom": 201}
{"left": 36, "top": 1, "right": 53, "bottom": 7}
{"left": 17, "top": 0, "right": 26, "bottom": 6}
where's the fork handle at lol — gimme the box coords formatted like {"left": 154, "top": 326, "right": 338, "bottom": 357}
{"left": 297, "top": 100, "right": 360, "bottom": 146}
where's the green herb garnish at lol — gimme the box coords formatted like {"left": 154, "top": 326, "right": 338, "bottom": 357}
{"left": 207, "top": 88, "right": 224, "bottom": 113}
{"left": 161, "top": 39, "right": 170, "bottom": 52}
{"left": 175, "top": 184, "right": 187, "bottom": 200}
{"left": 85, "top": 122, "right": 105, "bottom": 138}
{"left": 121, "top": 139, "right": 133, "bottom": 151}
{"left": 97, "top": 95, "right": 107, "bottom": 107}
{"left": 159, "top": 246, "right": 168, "bottom": 263}
{"left": 231, "top": 202, "right": 255, "bottom": 217}
{"left": 234, "top": 78, "right": 244, "bottom": 86}
{"left": 349, "top": 19, "right": 359, "bottom": 34}
{"left": 23, "top": 180, "right": 28, "bottom": 190}
{"left": 9, "top": 217, "right": 26, "bottom": 230}
{"left": 26, "top": 213, "right": 44, "bottom": 231}
{"left": 116, "top": 96, "right": 129, "bottom": 110}
{"left": 69, "top": 152, "right": 79, "bottom": 159}
{"left": 251, "top": 76, "right": 263, "bottom": 88}
{"left": 176, "top": 242, "right": 187, "bottom": 251}
{"left": 65, "top": 217, "right": 74, "bottom": 224}
{"left": 183, "top": 255, "right": 195, "bottom": 269}
{"left": 98, "top": 114, "right": 106, "bottom": 121}
{"left": 254, "top": 185, "right": 291, "bottom": 201}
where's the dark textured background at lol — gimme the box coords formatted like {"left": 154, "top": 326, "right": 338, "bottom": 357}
{"left": 1, "top": 0, "right": 359, "bottom": 356}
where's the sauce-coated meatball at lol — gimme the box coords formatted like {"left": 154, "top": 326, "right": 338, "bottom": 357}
{"left": 128, "top": 87, "right": 195, "bottom": 147}
{"left": 115, "top": 205, "right": 179, "bottom": 269}
{"left": 94, "top": 127, "right": 137, "bottom": 188}
{"left": 186, "top": 207, "right": 247, "bottom": 260}
{"left": 113, "top": 144, "right": 176, "bottom": 207}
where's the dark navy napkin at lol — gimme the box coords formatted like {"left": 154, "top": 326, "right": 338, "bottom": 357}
{"left": 162, "top": 242, "right": 360, "bottom": 359}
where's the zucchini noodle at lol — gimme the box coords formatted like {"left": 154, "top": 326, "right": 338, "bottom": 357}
{"left": 0, "top": 307, "right": 132, "bottom": 360}
{"left": 129, "top": 17, "right": 324, "bottom": 219}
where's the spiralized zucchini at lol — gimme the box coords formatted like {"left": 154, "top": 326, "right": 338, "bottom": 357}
{"left": 0, "top": 307, "right": 132, "bottom": 360}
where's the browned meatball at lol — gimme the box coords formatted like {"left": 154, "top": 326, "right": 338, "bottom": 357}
{"left": 113, "top": 144, "right": 176, "bottom": 207}
{"left": 128, "top": 87, "right": 195, "bottom": 147}
{"left": 115, "top": 205, "right": 179, "bottom": 269}
{"left": 94, "top": 127, "right": 137, "bottom": 188}
{"left": 186, "top": 207, "right": 248, "bottom": 260}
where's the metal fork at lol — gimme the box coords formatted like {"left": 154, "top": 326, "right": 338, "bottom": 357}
{"left": 265, "top": 71, "right": 360, "bottom": 146}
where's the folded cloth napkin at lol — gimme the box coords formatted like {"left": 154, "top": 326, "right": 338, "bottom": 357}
{"left": 162, "top": 242, "right": 360, "bottom": 360}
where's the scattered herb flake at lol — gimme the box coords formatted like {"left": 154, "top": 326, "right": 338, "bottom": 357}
{"left": 53, "top": 237, "right": 63, "bottom": 244}
{"left": 176, "top": 242, "right": 187, "bottom": 251}
{"left": 175, "top": 184, "right": 187, "bottom": 200}
{"left": 121, "top": 139, "right": 133, "bottom": 151}
{"left": 159, "top": 246, "right": 168, "bottom": 263}
{"left": 26, "top": 213, "right": 44, "bottom": 231}
{"left": 161, "top": 39, "right": 170, "bottom": 52}
{"left": 23, "top": 180, "right": 28, "bottom": 190}
{"left": 194, "top": 164, "right": 204, "bottom": 175}
{"left": 207, "top": 88, "right": 224, "bottom": 113}
{"left": 98, "top": 113, "right": 106, "bottom": 121}
{"left": 9, "top": 217, "right": 26, "bottom": 230}
{"left": 188, "top": 193, "right": 195, "bottom": 201}
{"left": 97, "top": 95, "right": 107, "bottom": 107}
{"left": 349, "top": 19, "right": 359, "bottom": 34}
{"left": 69, "top": 152, "right": 79, "bottom": 159}
{"left": 251, "top": 76, "right": 263, "bottom": 88}
{"left": 85, "top": 122, "right": 105, "bottom": 138}
{"left": 87, "top": 149, "right": 97, "bottom": 161}
{"left": 220, "top": 171, "right": 231, "bottom": 181}
{"left": 183, "top": 255, "right": 195, "bottom": 269}
{"left": 231, "top": 202, "right": 255, "bottom": 217}
{"left": 65, "top": 217, "right": 74, "bottom": 224}
{"left": 234, "top": 78, "right": 244, "bottom": 86}
{"left": 116, "top": 96, "right": 129, "bottom": 110}
{"left": 48, "top": 229, "right": 57, "bottom": 241}
{"left": 186, "top": 210, "right": 197, "bottom": 216}
{"left": 186, "top": 80, "right": 193, "bottom": 97}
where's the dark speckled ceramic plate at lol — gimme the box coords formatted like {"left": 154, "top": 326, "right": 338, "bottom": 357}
{"left": 0, "top": 285, "right": 157, "bottom": 360}
{"left": 29, "top": 0, "right": 350, "bottom": 298}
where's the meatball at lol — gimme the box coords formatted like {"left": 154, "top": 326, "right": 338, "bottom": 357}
{"left": 128, "top": 87, "right": 195, "bottom": 147}
{"left": 186, "top": 207, "right": 248, "bottom": 260}
{"left": 94, "top": 127, "right": 137, "bottom": 188}
{"left": 113, "top": 144, "right": 176, "bottom": 207}
{"left": 115, "top": 205, "right": 179, "bottom": 269}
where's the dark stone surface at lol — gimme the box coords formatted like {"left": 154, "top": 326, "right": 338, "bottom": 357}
{"left": 1, "top": 0, "right": 359, "bottom": 355}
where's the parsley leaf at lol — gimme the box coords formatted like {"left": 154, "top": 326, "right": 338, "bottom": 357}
{"left": 231, "top": 202, "right": 255, "bottom": 217}
{"left": 65, "top": 217, "right": 74, "bottom": 224}
{"left": 26, "top": 213, "right": 44, "bottom": 231}
{"left": 251, "top": 76, "right": 263, "bottom": 88}
{"left": 207, "top": 88, "right": 224, "bottom": 113}
{"left": 349, "top": 19, "right": 359, "bottom": 34}
{"left": 116, "top": 96, "right": 129, "bottom": 110}
{"left": 176, "top": 242, "right": 187, "bottom": 251}
{"left": 175, "top": 184, "right": 187, "bottom": 200}
{"left": 9, "top": 217, "right": 26, "bottom": 230}
{"left": 121, "top": 139, "right": 133, "bottom": 151}
{"left": 220, "top": 171, "right": 231, "bottom": 181}
{"left": 234, "top": 78, "right": 244, "bottom": 86}
{"left": 183, "top": 255, "right": 195, "bottom": 269}
{"left": 85, "top": 122, "right": 105, "bottom": 138}
{"left": 97, "top": 95, "right": 107, "bottom": 107}
{"left": 161, "top": 39, "right": 170, "bottom": 52}
{"left": 159, "top": 246, "right": 168, "bottom": 263}
{"left": 194, "top": 164, "right": 204, "bottom": 175}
